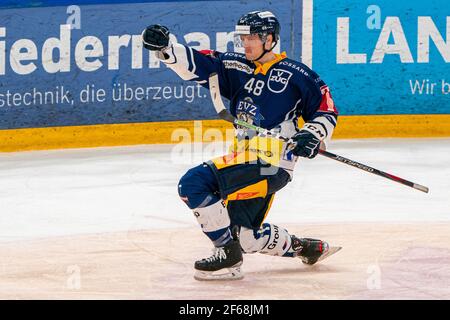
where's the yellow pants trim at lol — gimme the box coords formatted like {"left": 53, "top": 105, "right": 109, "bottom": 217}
{"left": 261, "top": 194, "right": 276, "bottom": 225}
{"left": 210, "top": 151, "right": 260, "bottom": 170}
{"left": 226, "top": 180, "right": 268, "bottom": 201}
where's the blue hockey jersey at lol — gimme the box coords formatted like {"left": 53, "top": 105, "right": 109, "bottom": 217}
{"left": 158, "top": 43, "right": 338, "bottom": 173}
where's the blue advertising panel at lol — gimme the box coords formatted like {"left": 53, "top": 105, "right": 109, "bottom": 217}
{"left": 310, "top": 0, "right": 450, "bottom": 115}
{"left": 0, "top": 0, "right": 302, "bottom": 129}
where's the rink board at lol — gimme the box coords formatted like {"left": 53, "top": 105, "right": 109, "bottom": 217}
{"left": 0, "top": 115, "right": 450, "bottom": 151}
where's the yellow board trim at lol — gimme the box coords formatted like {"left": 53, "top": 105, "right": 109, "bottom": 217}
{"left": 333, "top": 114, "right": 450, "bottom": 138}
{"left": 0, "top": 120, "right": 231, "bottom": 152}
{"left": 0, "top": 114, "right": 449, "bottom": 152}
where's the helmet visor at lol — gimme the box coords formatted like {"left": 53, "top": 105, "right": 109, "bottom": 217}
{"left": 233, "top": 33, "right": 266, "bottom": 48}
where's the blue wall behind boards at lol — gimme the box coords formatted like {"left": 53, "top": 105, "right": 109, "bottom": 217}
{"left": 0, "top": 0, "right": 302, "bottom": 129}
{"left": 312, "top": 0, "right": 450, "bottom": 115}
{"left": 0, "top": 0, "right": 210, "bottom": 9}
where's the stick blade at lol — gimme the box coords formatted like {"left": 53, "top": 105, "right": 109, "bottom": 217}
{"left": 314, "top": 246, "right": 342, "bottom": 264}
{"left": 414, "top": 184, "right": 429, "bottom": 193}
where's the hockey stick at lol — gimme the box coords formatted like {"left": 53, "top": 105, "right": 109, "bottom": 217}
{"left": 208, "top": 72, "right": 429, "bottom": 194}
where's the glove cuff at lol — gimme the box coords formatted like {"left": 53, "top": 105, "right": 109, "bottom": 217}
{"left": 301, "top": 122, "right": 327, "bottom": 141}
{"left": 301, "top": 115, "right": 336, "bottom": 147}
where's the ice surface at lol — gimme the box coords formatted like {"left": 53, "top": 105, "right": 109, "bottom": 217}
{"left": 0, "top": 138, "right": 447, "bottom": 242}
{"left": 0, "top": 138, "right": 449, "bottom": 299}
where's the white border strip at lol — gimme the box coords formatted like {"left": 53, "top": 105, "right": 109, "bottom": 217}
{"left": 302, "top": 0, "right": 313, "bottom": 68}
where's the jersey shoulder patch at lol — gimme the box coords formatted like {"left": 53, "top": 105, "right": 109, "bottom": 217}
{"left": 222, "top": 51, "right": 247, "bottom": 60}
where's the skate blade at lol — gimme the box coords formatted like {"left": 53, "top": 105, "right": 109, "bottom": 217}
{"left": 316, "top": 246, "right": 342, "bottom": 263}
{"left": 194, "top": 262, "right": 244, "bottom": 281}
{"left": 300, "top": 246, "right": 342, "bottom": 265}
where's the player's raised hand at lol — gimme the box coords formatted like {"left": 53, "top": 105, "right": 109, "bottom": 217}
{"left": 142, "top": 24, "right": 170, "bottom": 51}
{"left": 289, "top": 130, "right": 321, "bottom": 159}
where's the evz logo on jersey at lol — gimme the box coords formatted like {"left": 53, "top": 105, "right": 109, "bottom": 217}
{"left": 237, "top": 100, "right": 257, "bottom": 115}
{"left": 268, "top": 69, "right": 292, "bottom": 93}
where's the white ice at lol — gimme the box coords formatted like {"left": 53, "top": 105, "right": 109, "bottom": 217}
{"left": 0, "top": 138, "right": 449, "bottom": 243}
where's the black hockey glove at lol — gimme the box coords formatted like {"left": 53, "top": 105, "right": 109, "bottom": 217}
{"left": 142, "top": 24, "right": 170, "bottom": 51}
{"left": 289, "top": 130, "right": 321, "bottom": 159}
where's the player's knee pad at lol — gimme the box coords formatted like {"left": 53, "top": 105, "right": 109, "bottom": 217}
{"left": 240, "top": 223, "right": 292, "bottom": 256}
{"left": 193, "top": 200, "right": 230, "bottom": 233}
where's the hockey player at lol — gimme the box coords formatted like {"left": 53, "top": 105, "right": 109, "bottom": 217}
{"left": 142, "top": 11, "right": 339, "bottom": 280}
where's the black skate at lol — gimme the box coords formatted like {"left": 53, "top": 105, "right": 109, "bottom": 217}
{"left": 291, "top": 236, "right": 342, "bottom": 265}
{"left": 194, "top": 230, "right": 243, "bottom": 281}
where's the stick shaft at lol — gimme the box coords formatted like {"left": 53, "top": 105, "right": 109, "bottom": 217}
{"left": 318, "top": 150, "right": 429, "bottom": 193}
